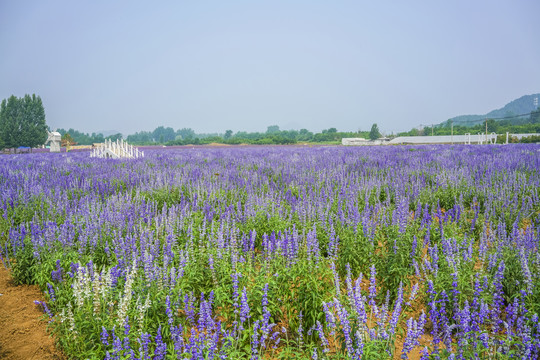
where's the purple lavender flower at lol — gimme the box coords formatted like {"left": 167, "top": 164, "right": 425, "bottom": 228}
{"left": 368, "top": 264, "right": 377, "bottom": 306}
{"left": 138, "top": 332, "right": 151, "bottom": 360}
{"left": 240, "top": 287, "right": 251, "bottom": 323}
{"left": 251, "top": 320, "right": 261, "bottom": 360}
{"left": 51, "top": 259, "right": 63, "bottom": 282}
{"left": 47, "top": 283, "right": 56, "bottom": 302}
{"left": 154, "top": 325, "right": 167, "bottom": 360}
{"left": 34, "top": 300, "right": 53, "bottom": 319}
{"left": 315, "top": 320, "right": 329, "bottom": 352}
{"left": 401, "top": 311, "right": 427, "bottom": 359}
{"left": 389, "top": 282, "right": 404, "bottom": 335}
{"left": 101, "top": 326, "right": 109, "bottom": 346}
{"left": 165, "top": 295, "right": 173, "bottom": 326}
{"left": 406, "top": 283, "right": 419, "bottom": 307}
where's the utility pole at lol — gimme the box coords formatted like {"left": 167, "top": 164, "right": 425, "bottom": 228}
{"left": 485, "top": 118, "right": 488, "bottom": 144}
{"left": 431, "top": 124, "right": 434, "bottom": 136}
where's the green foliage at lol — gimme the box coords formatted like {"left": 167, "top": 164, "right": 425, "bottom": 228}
{"left": 266, "top": 125, "right": 280, "bottom": 134}
{"left": 531, "top": 107, "right": 540, "bottom": 123}
{"left": 0, "top": 94, "right": 48, "bottom": 148}
{"left": 105, "top": 133, "right": 123, "bottom": 142}
{"left": 126, "top": 130, "right": 153, "bottom": 144}
{"left": 140, "top": 186, "right": 188, "bottom": 210}
{"left": 519, "top": 134, "right": 540, "bottom": 143}
{"left": 153, "top": 126, "right": 175, "bottom": 143}
{"left": 57, "top": 128, "right": 105, "bottom": 145}
{"left": 109, "top": 124, "right": 370, "bottom": 146}
{"left": 11, "top": 239, "right": 38, "bottom": 285}
{"left": 2, "top": 147, "right": 540, "bottom": 359}
{"left": 369, "top": 123, "right": 381, "bottom": 140}
{"left": 399, "top": 106, "right": 540, "bottom": 137}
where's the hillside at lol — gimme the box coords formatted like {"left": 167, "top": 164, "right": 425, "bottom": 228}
{"left": 444, "top": 93, "right": 540, "bottom": 126}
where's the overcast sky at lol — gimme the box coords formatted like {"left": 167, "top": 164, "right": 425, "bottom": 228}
{"left": 1, "top": 1, "right": 539, "bottom": 136}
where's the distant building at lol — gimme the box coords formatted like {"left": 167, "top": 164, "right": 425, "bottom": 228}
{"left": 342, "top": 138, "right": 370, "bottom": 146}
{"left": 342, "top": 137, "right": 391, "bottom": 146}
{"left": 389, "top": 134, "right": 495, "bottom": 145}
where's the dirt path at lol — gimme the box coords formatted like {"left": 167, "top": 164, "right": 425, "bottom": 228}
{"left": 0, "top": 265, "right": 64, "bottom": 360}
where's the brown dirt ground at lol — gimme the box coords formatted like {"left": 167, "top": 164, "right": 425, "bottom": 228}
{"left": 0, "top": 266, "right": 64, "bottom": 360}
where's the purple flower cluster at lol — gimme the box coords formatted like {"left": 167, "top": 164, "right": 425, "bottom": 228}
{"left": 0, "top": 144, "right": 539, "bottom": 358}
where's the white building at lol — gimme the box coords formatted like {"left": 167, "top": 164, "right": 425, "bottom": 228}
{"left": 342, "top": 138, "right": 370, "bottom": 146}
{"left": 46, "top": 131, "right": 61, "bottom": 152}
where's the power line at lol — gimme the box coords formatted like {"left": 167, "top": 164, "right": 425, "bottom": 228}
{"left": 483, "top": 112, "right": 532, "bottom": 120}
{"left": 450, "top": 111, "right": 533, "bottom": 124}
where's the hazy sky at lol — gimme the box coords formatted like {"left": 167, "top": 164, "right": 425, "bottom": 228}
{"left": 1, "top": 1, "right": 539, "bottom": 136}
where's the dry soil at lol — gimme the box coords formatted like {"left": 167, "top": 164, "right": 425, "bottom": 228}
{"left": 0, "top": 265, "right": 64, "bottom": 360}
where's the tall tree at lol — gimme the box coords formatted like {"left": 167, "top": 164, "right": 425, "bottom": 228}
{"left": 369, "top": 123, "right": 381, "bottom": 140}
{"left": 106, "top": 133, "right": 123, "bottom": 142}
{"left": 127, "top": 131, "right": 152, "bottom": 144}
{"left": 176, "top": 127, "right": 195, "bottom": 141}
{"left": 22, "top": 94, "right": 48, "bottom": 147}
{"left": 531, "top": 108, "right": 540, "bottom": 123}
{"left": 0, "top": 94, "right": 47, "bottom": 148}
{"left": 266, "top": 125, "right": 280, "bottom": 134}
{"left": 152, "top": 126, "right": 175, "bottom": 143}
{"left": 0, "top": 95, "right": 21, "bottom": 148}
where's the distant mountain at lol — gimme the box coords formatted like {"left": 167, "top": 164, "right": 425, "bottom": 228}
{"left": 443, "top": 93, "right": 540, "bottom": 126}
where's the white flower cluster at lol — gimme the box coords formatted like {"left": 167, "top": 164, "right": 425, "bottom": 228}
{"left": 135, "top": 295, "right": 152, "bottom": 338}
{"left": 93, "top": 268, "right": 112, "bottom": 315}
{"left": 60, "top": 302, "right": 77, "bottom": 335}
{"left": 117, "top": 261, "right": 138, "bottom": 326}
{"left": 72, "top": 267, "right": 92, "bottom": 309}
{"left": 72, "top": 265, "right": 113, "bottom": 314}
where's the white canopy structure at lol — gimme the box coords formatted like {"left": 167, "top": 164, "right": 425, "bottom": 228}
{"left": 342, "top": 138, "right": 369, "bottom": 146}
{"left": 388, "top": 133, "right": 498, "bottom": 145}
{"left": 90, "top": 139, "right": 144, "bottom": 159}
{"left": 343, "top": 133, "right": 540, "bottom": 146}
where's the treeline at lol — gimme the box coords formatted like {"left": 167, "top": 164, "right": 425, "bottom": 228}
{"left": 55, "top": 129, "right": 123, "bottom": 145}
{"left": 55, "top": 125, "right": 370, "bottom": 146}
{"left": 0, "top": 94, "right": 48, "bottom": 150}
{"left": 126, "top": 127, "right": 206, "bottom": 144}
{"left": 399, "top": 108, "right": 540, "bottom": 137}
{"left": 124, "top": 125, "right": 369, "bottom": 145}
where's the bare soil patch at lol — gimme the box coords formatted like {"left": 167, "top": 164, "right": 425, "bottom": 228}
{"left": 0, "top": 266, "right": 64, "bottom": 360}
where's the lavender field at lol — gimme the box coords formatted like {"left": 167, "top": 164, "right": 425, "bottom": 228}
{"left": 1, "top": 145, "right": 539, "bottom": 359}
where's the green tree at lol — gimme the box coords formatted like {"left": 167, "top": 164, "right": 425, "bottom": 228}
{"left": 61, "top": 133, "right": 76, "bottom": 147}
{"left": 106, "top": 133, "right": 123, "bottom": 142}
{"left": 152, "top": 126, "right": 175, "bottom": 143}
{"left": 23, "top": 94, "right": 48, "bottom": 147}
{"left": 127, "top": 131, "right": 152, "bottom": 144}
{"left": 176, "top": 127, "right": 195, "bottom": 140}
{"left": 224, "top": 129, "right": 233, "bottom": 139}
{"left": 266, "top": 125, "right": 280, "bottom": 134}
{"left": 531, "top": 108, "right": 540, "bottom": 123}
{"left": 0, "top": 94, "right": 48, "bottom": 148}
{"left": 486, "top": 119, "right": 498, "bottom": 133}
{"left": 0, "top": 96, "right": 20, "bottom": 148}
{"left": 369, "top": 123, "right": 381, "bottom": 140}
{"left": 298, "top": 128, "right": 313, "bottom": 141}
{"left": 57, "top": 128, "right": 105, "bottom": 145}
